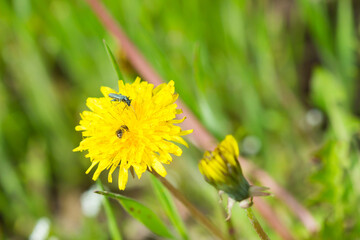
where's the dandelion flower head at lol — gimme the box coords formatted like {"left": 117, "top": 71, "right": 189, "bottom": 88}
{"left": 74, "top": 77, "right": 192, "bottom": 190}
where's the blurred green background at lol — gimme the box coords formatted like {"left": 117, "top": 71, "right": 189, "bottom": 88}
{"left": 1, "top": 0, "right": 360, "bottom": 239}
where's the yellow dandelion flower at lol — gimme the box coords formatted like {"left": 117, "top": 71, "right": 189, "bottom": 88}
{"left": 199, "top": 135, "right": 269, "bottom": 208}
{"left": 74, "top": 77, "right": 193, "bottom": 190}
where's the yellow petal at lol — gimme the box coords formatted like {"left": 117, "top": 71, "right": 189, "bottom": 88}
{"left": 108, "top": 164, "right": 118, "bottom": 183}
{"left": 86, "top": 161, "right": 98, "bottom": 174}
{"left": 168, "top": 116, "right": 186, "bottom": 124}
{"left": 118, "top": 166, "right": 129, "bottom": 190}
{"left": 152, "top": 160, "right": 167, "bottom": 177}
{"left": 101, "top": 86, "right": 116, "bottom": 98}
{"left": 224, "top": 135, "right": 239, "bottom": 157}
{"left": 133, "top": 163, "right": 147, "bottom": 179}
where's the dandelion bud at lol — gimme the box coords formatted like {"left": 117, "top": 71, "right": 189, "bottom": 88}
{"left": 199, "top": 135, "right": 269, "bottom": 205}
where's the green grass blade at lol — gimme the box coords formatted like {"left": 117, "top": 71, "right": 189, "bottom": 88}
{"left": 95, "top": 190, "right": 174, "bottom": 239}
{"left": 150, "top": 175, "right": 189, "bottom": 240}
{"left": 97, "top": 181, "right": 123, "bottom": 240}
{"left": 336, "top": 0, "right": 355, "bottom": 92}
{"left": 103, "top": 39, "right": 125, "bottom": 81}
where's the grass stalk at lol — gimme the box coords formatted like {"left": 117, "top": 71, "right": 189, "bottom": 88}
{"left": 151, "top": 172, "right": 227, "bottom": 240}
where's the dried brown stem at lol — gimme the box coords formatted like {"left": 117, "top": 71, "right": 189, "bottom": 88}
{"left": 241, "top": 160, "right": 318, "bottom": 234}
{"left": 151, "top": 172, "right": 227, "bottom": 240}
{"left": 253, "top": 198, "right": 294, "bottom": 240}
{"left": 84, "top": 0, "right": 318, "bottom": 237}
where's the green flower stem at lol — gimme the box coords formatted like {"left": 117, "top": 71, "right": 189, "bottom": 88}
{"left": 223, "top": 209, "right": 236, "bottom": 240}
{"left": 151, "top": 172, "right": 227, "bottom": 240}
{"left": 245, "top": 207, "right": 270, "bottom": 240}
